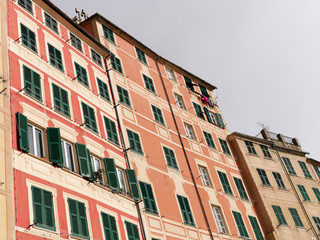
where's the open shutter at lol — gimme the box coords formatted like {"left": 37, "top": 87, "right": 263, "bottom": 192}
{"left": 47, "top": 128, "right": 63, "bottom": 166}
{"left": 104, "top": 158, "right": 120, "bottom": 191}
{"left": 75, "top": 143, "right": 90, "bottom": 178}
{"left": 87, "top": 149, "right": 95, "bottom": 182}
{"left": 126, "top": 169, "right": 141, "bottom": 201}
{"left": 215, "top": 113, "right": 225, "bottom": 129}
{"left": 17, "top": 112, "right": 29, "bottom": 152}
{"left": 203, "top": 107, "right": 213, "bottom": 123}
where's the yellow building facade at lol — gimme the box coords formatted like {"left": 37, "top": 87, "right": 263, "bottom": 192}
{"left": 228, "top": 129, "right": 320, "bottom": 240}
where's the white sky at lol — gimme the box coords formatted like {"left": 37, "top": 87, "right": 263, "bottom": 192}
{"left": 52, "top": 0, "right": 320, "bottom": 159}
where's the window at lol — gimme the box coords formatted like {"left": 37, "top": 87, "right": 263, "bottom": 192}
{"left": 52, "top": 84, "right": 70, "bottom": 117}
{"left": 21, "top": 24, "right": 37, "bottom": 52}
{"left": 135, "top": 47, "right": 147, "bottom": 64}
{"left": 116, "top": 168, "right": 127, "bottom": 193}
{"left": 18, "top": 0, "right": 33, "bottom": 14}
{"left": 257, "top": 169, "right": 271, "bottom": 186}
{"left": 44, "top": 13, "right": 58, "bottom": 34}
{"left": 245, "top": 140, "right": 257, "bottom": 155}
{"left": 102, "top": 25, "right": 115, "bottom": 43}
{"left": 28, "top": 124, "right": 44, "bottom": 158}
{"left": 68, "top": 198, "right": 89, "bottom": 238}
{"left": 313, "top": 217, "right": 320, "bottom": 232}
{"left": 289, "top": 208, "right": 303, "bottom": 227}
{"left": 212, "top": 206, "right": 228, "bottom": 234}
{"left": 204, "top": 107, "right": 217, "bottom": 124}
{"left": 75, "top": 143, "right": 94, "bottom": 180}
{"left": 151, "top": 105, "right": 165, "bottom": 125}
{"left": 91, "top": 156, "right": 104, "bottom": 185}
{"left": 48, "top": 44, "right": 63, "bottom": 71}
{"left": 233, "top": 177, "right": 248, "bottom": 200}
{"left": 248, "top": 216, "right": 264, "bottom": 240}
{"left": 143, "top": 75, "right": 155, "bottom": 93}
{"left": 192, "top": 102, "right": 204, "bottom": 119}
{"left": 313, "top": 188, "right": 320, "bottom": 202}
{"left": 31, "top": 186, "right": 55, "bottom": 230}
{"left": 111, "top": 55, "right": 123, "bottom": 74}
{"left": 260, "top": 145, "right": 272, "bottom": 158}
{"left": 125, "top": 221, "right": 140, "bottom": 240}
{"left": 298, "top": 185, "right": 310, "bottom": 201}
{"left": 215, "top": 113, "right": 225, "bottom": 129}
{"left": 282, "top": 157, "right": 296, "bottom": 175}
{"left": 199, "top": 166, "right": 211, "bottom": 186}
{"left": 217, "top": 171, "right": 233, "bottom": 195}
{"left": 81, "top": 102, "right": 98, "bottom": 133}
{"left": 166, "top": 68, "right": 175, "bottom": 81}
{"left": 61, "top": 139, "right": 75, "bottom": 172}
{"left": 127, "top": 129, "right": 143, "bottom": 154}
{"left": 101, "top": 212, "right": 118, "bottom": 240}
{"left": 126, "top": 169, "right": 141, "bottom": 200}
{"left": 184, "top": 123, "right": 196, "bottom": 140}
{"left": 177, "top": 195, "right": 195, "bottom": 226}
{"left": 70, "top": 33, "right": 82, "bottom": 52}
{"left": 117, "top": 85, "right": 131, "bottom": 107}
{"left": 97, "top": 78, "right": 110, "bottom": 102}
{"left": 91, "top": 49, "right": 102, "bottom": 66}
{"left": 139, "top": 181, "right": 158, "bottom": 214}
{"left": 184, "top": 76, "right": 194, "bottom": 91}
{"left": 198, "top": 84, "right": 209, "bottom": 97}
{"left": 218, "top": 138, "right": 231, "bottom": 155}
{"left": 174, "top": 93, "right": 185, "bottom": 110}
{"left": 298, "top": 161, "right": 312, "bottom": 179}
{"left": 272, "top": 205, "right": 287, "bottom": 225}
{"left": 203, "top": 131, "right": 216, "bottom": 149}
{"left": 232, "top": 211, "right": 249, "bottom": 238}
{"left": 103, "top": 117, "right": 119, "bottom": 146}
{"left": 74, "top": 62, "right": 88, "bottom": 87}
{"left": 23, "top": 65, "right": 41, "bottom": 101}
{"left": 272, "top": 172, "right": 286, "bottom": 189}
{"left": 313, "top": 165, "right": 320, "bottom": 180}
{"left": 163, "top": 146, "right": 178, "bottom": 169}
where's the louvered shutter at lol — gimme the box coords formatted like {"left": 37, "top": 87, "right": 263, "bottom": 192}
{"left": 75, "top": 143, "right": 90, "bottom": 178}
{"left": 47, "top": 128, "right": 63, "bottom": 166}
{"left": 104, "top": 158, "right": 119, "bottom": 191}
{"left": 126, "top": 169, "right": 141, "bottom": 201}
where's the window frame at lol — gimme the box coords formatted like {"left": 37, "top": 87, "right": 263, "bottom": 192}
{"left": 203, "top": 131, "right": 216, "bottom": 149}
{"left": 143, "top": 74, "right": 156, "bottom": 93}
{"left": 44, "top": 12, "right": 59, "bottom": 34}
{"left": 52, "top": 83, "right": 70, "bottom": 117}
{"left": 91, "top": 155, "right": 104, "bottom": 185}
{"left": 232, "top": 211, "right": 249, "bottom": 238}
{"left": 289, "top": 208, "right": 304, "bottom": 227}
{"left": 126, "top": 129, "right": 143, "bottom": 154}
{"left": 272, "top": 205, "right": 287, "bottom": 226}
{"left": 218, "top": 138, "right": 231, "bottom": 155}
{"left": 282, "top": 157, "right": 296, "bottom": 175}
{"left": 151, "top": 105, "right": 165, "bottom": 125}
{"left": 102, "top": 25, "right": 116, "bottom": 44}
{"left": 135, "top": 47, "right": 148, "bottom": 65}
{"left": 245, "top": 140, "right": 257, "bottom": 155}
{"left": 67, "top": 198, "right": 90, "bottom": 239}
{"left": 111, "top": 55, "right": 123, "bottom": 74}
{"left": 97, "top": 78, "right": 111, "bottom": 102}
{"left": 22, "top": 64, "right": 42, "bottom": 102}
{"left": 163, "top": 146, "right": 179, "bottom": 170}
{"left": 139, "top": 181, "right": 158, "bottom": 215}
{"left": 211, "top": 205, "right": 228, "bottom": 234}
{"left": 260, "top": 144, "right": 272, "bottom": 158}
{"left": 165, "top": 67, "right": 176, "bottom": 81}
{"left": 20, "top": 23, "right": 37, "bottom": 53}
{"left": 312, "top": 187, "right": 320, "bottom": 203}
{"left": 217, "top": 171, "right": 233, "bottom": 195}
{"left": 184, "top": 123, "right": 196, "bottom": 140}
{"left": 272, "top": 172, "right": 286, "bottom": 189}
{"left": 192, "top": 102, "right": 205, "bottom": 119}
{"left": 100, "top": 212, "right": 119, "bottom": 240}
{"left": 124, "top": 221, "right": 141, "bottom": 240}
{"left": 69, "top": 32, "right": 83, "bottom": 52}
{"left": 298, "top": 161, "right": 312, "bottom": 179}
{"left": 116, "top": 167, "right": 128, "bottom": 193}
{"left": 28, "top": 123, "right": 45, "bottom": 158}
{"left": 313, "top": 216, "right": 320, "bottom": 233}
{"left": 81, "top": 102, "right": 98, "bottom": 134}
{"left": 18, "top": 0, "right": 33, "bottom": 14}
{"left": 298, "top": 184, "right": 310, "bottom": 202}
{"left": 198, "top": 165, "right": 212, "bottom": 187}
{"left": 174, "top": 93, "right": 186, "bottom": 110}
{"left": 90, "top": 48, "right": 103, "bottom": 66}
{"left": 117, "top": 85, "right": 131, "bottom": 107}
{"left": 103, "top": 116, "right": 120, "bottom": 146}
{"left": 61, "top": 139, "right": 76, "bottom": 172}
{"left": 233, "top": 177, "right": 249, "bottom": 200}
{"left": 47, "top": 43, "right": 64, "bottom": 72}
{"left": 177, "top": 195, "right": 195, "bottom": 226}
{"left": 257, "top": 168, "right": 271, "bottom": 186}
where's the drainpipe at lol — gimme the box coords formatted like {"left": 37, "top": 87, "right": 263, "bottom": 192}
{"left": 104, "top": 56, "right": 147, "bottom": 240}
{"left": 271, "top": 143, "right": 319, "bottom": 240}
{"left": 155, "top": 56, "right": 215, "bottom": 240}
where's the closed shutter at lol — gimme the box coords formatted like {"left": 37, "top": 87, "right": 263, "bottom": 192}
{"left": 78, "top": 201, "right": 88, "bottom": 237}
{"left": 47, "top": 128, "right": 63, "bottom": 166}
{"left": 215, "top": 113, "right": 225, "bottom": 129}
{"left": 249, "top": 216, "right": 264, "bottom": 240}
{"left": 68, "top": 199, "right": 79, "bottom": 235}
{"left": 32, "top": 186, "right": 43, "bottom": 224}
{"left": 17, "top": 112, "right": 29, "bottom": 152}
{"left": 104, "top": 158, "right": 119, "bottom": 191}
{"left": 87, "top": 149, "right": 95, "bottom": 182}
{"left": 101, "top": 212, "right": 118, "bottom": 240}
{"left": 43, "top": 190, "right": 55, "bottom": 229}
{"left": 126, "top": 169, "right": 141, "bottom": 201}
{"left": 75, "top": 143, "right": 90, "bottom": 178}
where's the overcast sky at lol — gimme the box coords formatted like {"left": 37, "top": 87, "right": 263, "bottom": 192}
{"left": 52, "top": 0, "right": 320, "bottom": 159}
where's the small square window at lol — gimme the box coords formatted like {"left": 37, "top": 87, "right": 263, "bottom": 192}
{"left": 245, "top": 140, "right": 257, "bottom": 155}
{"left": 18, "top": 0, "right": 33, "bottom": 14}
{"left": 44, "top": 13, "right": 59, "bottom": 34}
{"left": 135, "top": 47, "right": 147, "bottom": 65}
{"left": 174, "top": 93, "right": 186, "bottom": 110}
{"left": 260, "top": 145, "right": 272, "bottom": 158}
{"left": 102, "top": 25, "right": 115, "bottom": 43}
{"left": 184, "top": 123, "right": 196, "bottom": 140}
{"left": 69, "top": 32, "right": 82, "bottom": 52}
{"left": 91, "top": 49, "right": 102, "bottom": 66}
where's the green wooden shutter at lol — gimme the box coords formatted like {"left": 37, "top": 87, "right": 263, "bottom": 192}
{"left": 126, "top": 169, "right": 141, "bottom": 201}
{"left": 232, "top": 211, "right": 249, "bottom": 237}
{"left": 32, "top": 186, "right": 43, "bottom": 225}
{"left": 75, "top": 143, "right": 90, "bottom": 178}
{"left": 17, "top": 112, "right": 29, "bottom": 152}
{"left": 203, "top": 107, "right": 213, "bottom": 123}
{"left": 215, "top": 113, "right": 225, "bottom": 129}
{"left": 104, "top": 158, "right": 120, "bottom": 191}
{"left": 87, "top": 149, "right": 95, "bottom": 182}
{"left": 47, "top": 128, "right": 63, "bottom": 166}
{"left": 125, "top": 221, "right": 140, "bottom": 240}
{"left": 78, "top": 201, "right": 89, "bottom": 237}
{"left": 68, "top": 199, "right": 79, "bottom": 235}
{"left": 43, "top": 190, "right": 55, "bottom": 229}
{"left": 101, "top": 212, "right": 118, "bottom": 240}
{"left": 249, "top": 216, "right": 264, "bottom": 240}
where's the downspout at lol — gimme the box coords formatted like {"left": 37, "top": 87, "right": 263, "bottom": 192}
{"left": 155, "top": 56, "right": 215, "bottom": 240}
{"left": 271, "top": 143, "right": 319, "bottom": 240}
{"left": 104, "top": 56, "right": 147, "bottom": 240}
